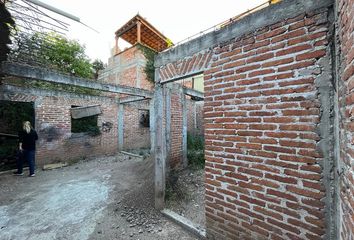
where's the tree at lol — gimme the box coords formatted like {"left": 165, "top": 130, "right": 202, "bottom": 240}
{"left": 40, "top": 33, "right": 93, "bottom": 78}
{"left": 92, "top": 59, "right": 104, "bottom": 79}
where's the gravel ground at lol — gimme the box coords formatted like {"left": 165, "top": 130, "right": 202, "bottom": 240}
{"left": 0, "top": 153, "right": 197, "bottom": 240}
{"left": 165, "top": 167, "right": 205, "bottom": 230}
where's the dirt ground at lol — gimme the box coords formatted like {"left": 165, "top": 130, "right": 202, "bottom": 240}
{"left": 165, "top": 167, "right": 205, "bottom": 230}
{"left": 0, "top": 153, "right": 197, "bottom": 240}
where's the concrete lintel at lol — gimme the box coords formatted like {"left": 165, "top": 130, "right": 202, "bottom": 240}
{"left": 161, "top": 209, "right": 206, "bottom": 239}
{"left": 119, "top": 96, "right": 148, "bottom": 104}
{"left": 0, "top": 84, "right": 118, "bottom": 103}
{"left": 120, "top": 151, "right": 143, "bottom": 159}
{"left": 1, "top": 62, "right": 153, "bottom": 98}
{"left": 155, "top": 0, "right": 333, "bottom": 67}
{"left": 183, "top": 88, "right": 204, "bottom": 100}
{"left": 160, "top": 70, "right": 203, "bottom": 84}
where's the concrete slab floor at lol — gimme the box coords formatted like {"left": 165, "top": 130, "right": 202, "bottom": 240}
{"left": 0, "top": 154, "right": 197, "bottom": 240}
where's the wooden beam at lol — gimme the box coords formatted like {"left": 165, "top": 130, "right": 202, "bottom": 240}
{"left": 137, "top": 20, "right": 141, "bottom": 43}
{"left": 1, "top": 62, "right": 153, "bottom": 98}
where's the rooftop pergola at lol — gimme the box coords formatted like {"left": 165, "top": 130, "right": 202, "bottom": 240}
{"left": 114, "top": 14, "right": 172, "bottom": 53}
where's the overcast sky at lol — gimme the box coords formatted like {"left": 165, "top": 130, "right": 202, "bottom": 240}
{"left": 41, "top": 0, "right": 266, "bottom": 63}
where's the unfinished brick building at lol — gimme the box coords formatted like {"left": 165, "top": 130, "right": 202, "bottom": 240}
{"left": 99, "top": 15, "right": 204, "bottom": 165}
{"left": 153, "top": 0, "right": 354, "bottom": 239}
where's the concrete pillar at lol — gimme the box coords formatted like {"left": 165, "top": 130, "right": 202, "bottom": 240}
{"left": 154, "top": 70, "right": 166, "bottom": 210}
{"left": 118, "top": 104, "right": 124, "bottom": 151}
{"left": 164, "top": 85, "right": 171, "bottom": 173}
{"left": 182, "top": 90, "right": 188, "bottom": 167}
{"left": 149, "top": 98, "right": 155, "bottom": 154}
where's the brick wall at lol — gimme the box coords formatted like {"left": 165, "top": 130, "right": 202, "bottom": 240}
{"left": 170, "top": 90, "right": 183, "bottom": 168}
{"left": 98, "top": 45, "right": 153, "bottom": 151}
{"left": 98, "top": 45, "right": 154, "bottom": 91}
{"left": 202, "top": 10, "right": 330, "bottom": 239}
{"left": 157, "top": 5, "right": 333, "bottom": 239}
{"left": 0, "top": 87, "right": 118, "bottom": 166}
{"left": 123, "top": 100, "right": 151, "bottom": 150}
{"left": 337, "top": 0, "right": 354, "bottom": 239}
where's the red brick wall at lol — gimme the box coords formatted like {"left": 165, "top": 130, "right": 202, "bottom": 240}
{"left": 170, "top": 91, "right": 183, "bottom": 168}
{"left": 337, "top": 0, "right": 354, "bottom": 239}
{"left": 159, "top": 7, "right": 332, "bottom": 239}
{"left": 203, "top": 10, "right": 330, "bottom": 239}
{"left": 0, "top": 89, "right": 118, "bottom": 166}
{"left": 123, "top": 100, "right": 151, "bottom": 150}
{"left": 99, "top": 45, "right": 154, "bottom": 91}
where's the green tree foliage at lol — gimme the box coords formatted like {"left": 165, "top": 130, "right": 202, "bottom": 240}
{"left": 0, "top": 1, "right": 15, "bottom": 64}
{"left": 92, "top": 59, "right": 105, "bottom": 79}
{"left": 187, "top": 132, "right": 205, "bottom": 169}
{"left": 40, "top": 33, "right": 93, "bottom": 78}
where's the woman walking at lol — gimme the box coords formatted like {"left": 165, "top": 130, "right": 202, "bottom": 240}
{"left": 13, "top": 121, "right": 38, "bottom": 177}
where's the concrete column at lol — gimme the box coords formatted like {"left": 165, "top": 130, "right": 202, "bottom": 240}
{"left": 164, "top": 85, "right": 171, "bottom": 173}
{"left": 149, "top": 98, "right": 155, "bottom": 154}
{"left": 118, "top": 104, "right": 124, "bottom": 151}
{"left": 182, "top": 90, "right": 188, "bottom": 167}
{"left": 154, "top": 70, "right": 166, "bottom": 210}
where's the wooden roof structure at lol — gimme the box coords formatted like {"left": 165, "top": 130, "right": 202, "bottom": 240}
{"left": 115, "top": 14, "right": 172, "bottom": 52}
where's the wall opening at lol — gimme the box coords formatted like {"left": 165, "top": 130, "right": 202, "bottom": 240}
{"left": 139, "top": 109, "right": 150, "bottom": 128}
{"left": 164, "top": 76, "right": 205, "bottom": 231}
{"left": 71, "top": 105, "right": 100, "bottom": 136}
{"left": 0, "top": 100, "right": 34, "bottom": 171}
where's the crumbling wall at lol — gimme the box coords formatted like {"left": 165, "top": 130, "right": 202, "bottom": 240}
{"left": 337, "top": 0, "right": 354, "bottom": 239}
{"left": 0, "top": 85, "right": 118, "bottom": 166}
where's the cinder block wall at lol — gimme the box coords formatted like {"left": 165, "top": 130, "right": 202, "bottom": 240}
{"left": 0, "top": 88, "right": 118, "bottom": 166}
{"left": 337, "top": 0, "right": 354, "bottom": 239}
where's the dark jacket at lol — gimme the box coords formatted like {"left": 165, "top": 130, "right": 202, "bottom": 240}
{"left": 18, "top": 129, "right": 38, "bottom": 151}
